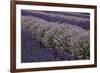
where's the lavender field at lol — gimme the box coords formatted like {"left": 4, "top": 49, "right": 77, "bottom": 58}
{"left": 21, "top": 10, "right": 90, "bottom": 63}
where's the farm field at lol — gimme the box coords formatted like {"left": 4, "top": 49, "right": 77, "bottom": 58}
{"left": 21, "top": 10, "right": 90, "bottom": 63}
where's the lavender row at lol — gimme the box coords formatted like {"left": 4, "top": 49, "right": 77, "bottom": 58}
{"left": 21, "top": 10, "right": 90, "bottom": 30}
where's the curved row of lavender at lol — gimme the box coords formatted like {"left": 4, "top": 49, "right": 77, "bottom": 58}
{"left": 21, "top": 10, "right": 90, "bottom": 63}
{"left": 22, "top": 10, "right": 90, "bottom": 30}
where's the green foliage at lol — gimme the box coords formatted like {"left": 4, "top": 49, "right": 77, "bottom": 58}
{"left": 48, "top": 35, "right": 55, "bottom": 48}
{"left": 79, "top": 42, "right": 90, "bottom": 59}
